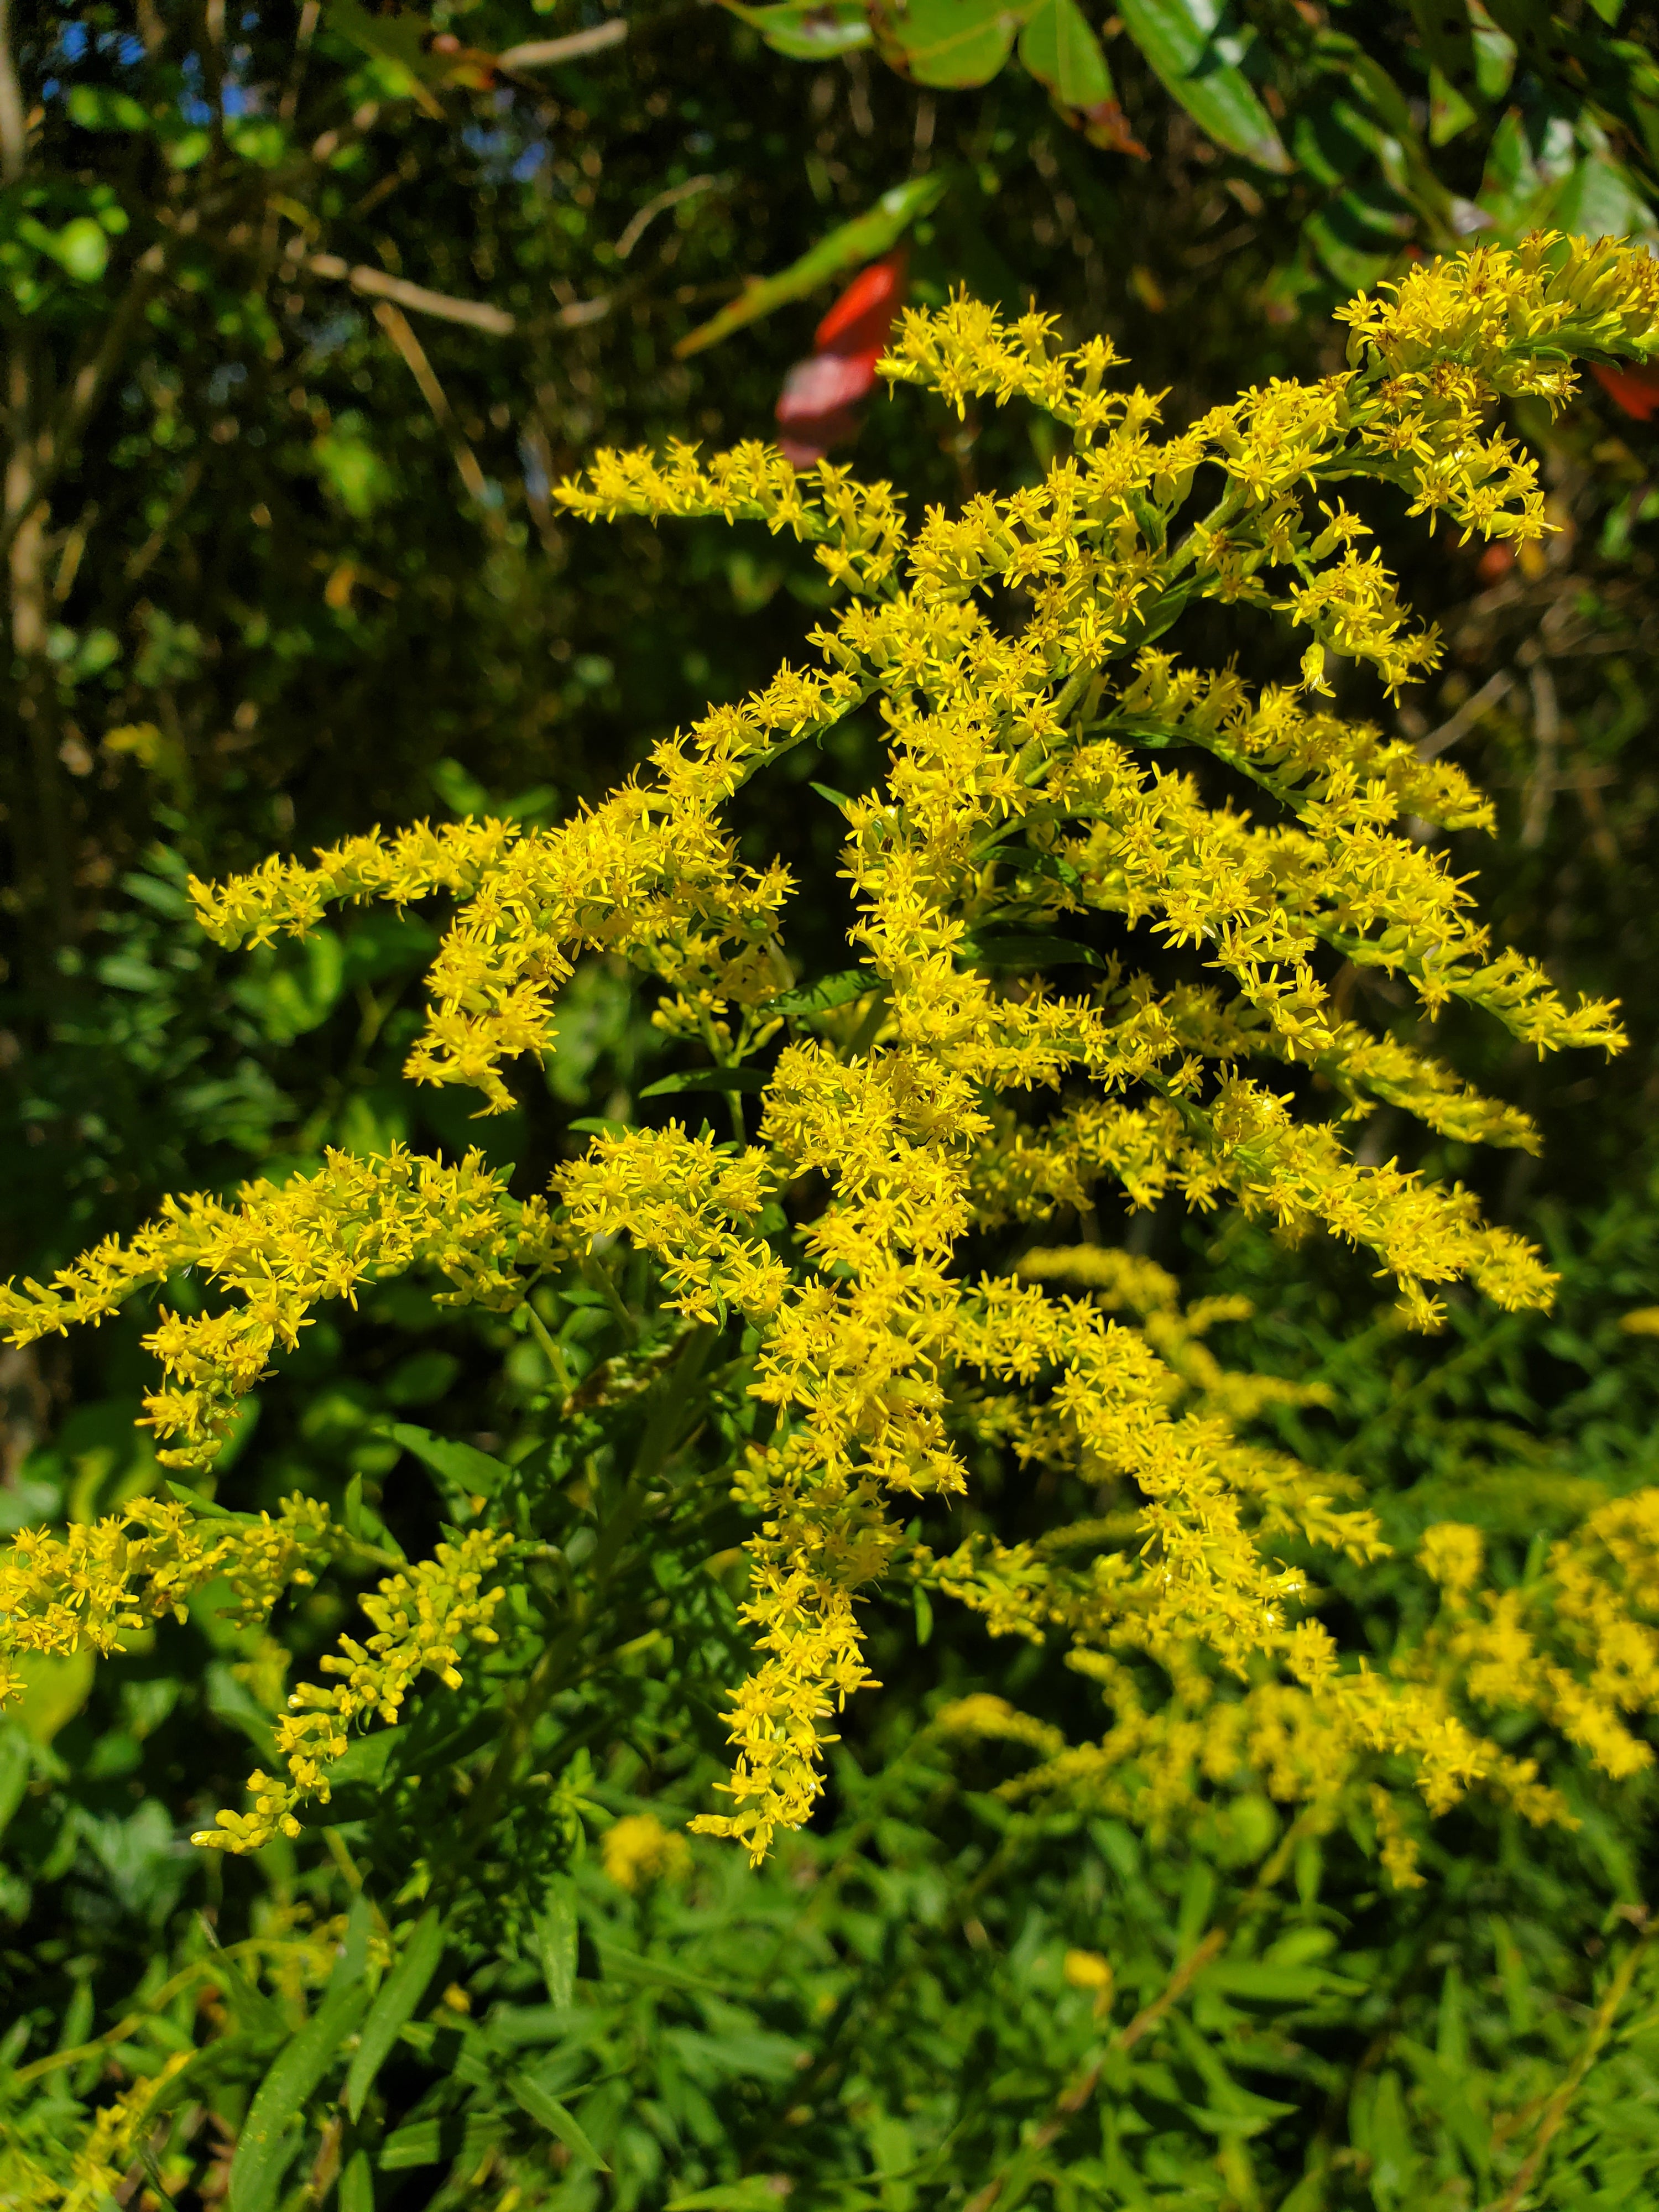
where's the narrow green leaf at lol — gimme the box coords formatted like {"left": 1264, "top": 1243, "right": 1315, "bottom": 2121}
{"left": 1117, "top": 0, "right": 1292, "bottom": 171}
{"left": 346, "top": 1911, "right": 445, "bottom": 2123}
{"left": 963, "top": 932, "right": 1104, "bottom": 970}
{"left": 508, "top": 2071, "right": 611, "bottom": 2170}
{"left": 771, "top": 968, "right": 876, "bottom": 1018}
{"left": 810, "top": 781, "right": 856, "bottom": 808}
{"left": 388, "top": 1422, "right": 510, "bottom": 1499}
{"left": 529, "top": 1876, "right": 577, "bottom": 2010}
{"left": 675, "top": 171, "right": 951, "bottom": 357}
{"left": 339, "top": 2147, "right": 374, "bottom": 2212}
{"left": 640, "top": 1066, "right": 770, "bottom": 1098}
{"left": 228, "top": 1976, "right": 370, "bottom": 2212}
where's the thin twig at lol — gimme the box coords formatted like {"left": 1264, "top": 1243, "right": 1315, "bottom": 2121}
{"left": 307, "top": 251, "right": 516, "bottom": 335}
{"left": 0, "top": 0, "right": 27, "bottom": 185}
{"left": 1521, "top": 660, "right": 1559, "bottom": 849}
{"left": 1416, "top": 668, "right": 1514, "bottom": 762}
{"left": 615, "top": 174, "right": 720, "bottom": 260}
{"left": 498, "top": 21, "right": 629, "bottom": 69}
{"left": 371, "top": 301, "right": 506, "bottom": 535}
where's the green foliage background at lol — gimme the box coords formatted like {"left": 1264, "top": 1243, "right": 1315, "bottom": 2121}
{"left": 4, "top": 2, "right": 1659, "bottom": 2206}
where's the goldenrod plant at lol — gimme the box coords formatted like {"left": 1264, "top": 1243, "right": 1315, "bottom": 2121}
{"left": 6, "top": 234, "right": 1659, "bottom": 2203}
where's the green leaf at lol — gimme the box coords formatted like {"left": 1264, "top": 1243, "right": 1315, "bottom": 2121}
{"left": 1019, "top": 0, "right": 1114, "bottom": 111}
{"left": 325, "top": 0, "right": 445, "bottom": 113}
{"left": 66, "top": 85, "right": 152, "bottom": 132}
{"left": 1405, "top": 1, "right": 1480, "bottom": 99}
{"left": 339, "top": 2148, "right": 374, "bottom": 2212}
{"left": 228, "top": 1976, "right": 370, "bottom": 2212}
{"left": 878, "top": 0, "right": 1026, "bottom": 88}
{"left": 639, "top": 1066, "right": 770, "bottom": 1098}
{"left": 811, "top": 781, "right": 857, "bottom": 808}
{"left": 529, "top": 1876, "right": 578, "bottom": 2010}
{"left": 379, "top": 2112, "right": 507, "bottom": 2172}
{"left": 48, "top": 218, "right": 112, "bottom": 283}
{"left": 388, "top": 1422, "right": 510, "bottom": 1500}
{"left": 771, "top": 968, "right": 878, "bottom": 1018}
{"left": 963, "top": 931, "right": 1104, "bottom": 969}
{"left": 675, "top": 171, "right": 951, "bottom": 357}
{"left": 507, "top": 2070, "right": 611, "bottom": 2169}
{"left": 720, "top": 0, "right": 873, "bottom": 59}
{"left": 346, "top": 1910, "right": 445, "bottom": 2122}
{"left": 1116, "top": 0, "right": 1292, "bottom": 171}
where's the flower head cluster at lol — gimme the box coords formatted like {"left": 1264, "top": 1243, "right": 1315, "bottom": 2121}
{"left": 0, "top": 1494, "right": 335, "bottom": 1707}
{"left": 5, "top": 237, "right": 1656, "bottom": 1871}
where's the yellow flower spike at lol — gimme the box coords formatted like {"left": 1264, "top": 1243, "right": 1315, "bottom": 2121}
{"left": 9, "top": 241, "right": 1657, "bottom": 1872}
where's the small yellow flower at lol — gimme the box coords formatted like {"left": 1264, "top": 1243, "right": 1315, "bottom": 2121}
{"left": 602, "top": 1813, "right": 693, "bottom": 1892}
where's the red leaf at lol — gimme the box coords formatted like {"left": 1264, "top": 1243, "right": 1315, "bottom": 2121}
{"left": 776, "top": 350, "right": 883, "bottom": 425}
{"left": 1591, "top": 360, "right": 1659, "bottom": 423}
{"left": 814, "top": 249, "right": 909, "bottom": 357}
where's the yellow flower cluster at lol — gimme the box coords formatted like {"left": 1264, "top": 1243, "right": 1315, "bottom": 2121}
{"left": 194, "top": 1525, "right": 512, "bottom": 1851}
{"left": 0, "top": 1494, "right": 335, "bottom": 1707}
{"left": 4, "top": 236, "right": 1655, "bottom": 1870}
{"left": 0, "top": 1145, "right": 553, "bottom": 1467}
{"left": 602, "top": 1811, "right": 693, "bottom": 1891}
{"left": 0, "top": 2054, "right": 192, "bottom": 2212}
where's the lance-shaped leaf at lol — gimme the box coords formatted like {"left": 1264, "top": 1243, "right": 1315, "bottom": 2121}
{"left": 719, "top": 0, "right": 874, "bottom": 58}
{"left": 228, "top": 1974, "right": 371, "bottom": 2212}
{"left": 345, "top": 1909, "right": 445, "bottom": 2122}
{"left": 1117, "top": 0, "right": 1291, "bottom": 171}
{"left": 1018, "top": 0, "right": 1113, "bottom": 111}
{"left": 675, "top": 171, "right": 952, "bottom": 358}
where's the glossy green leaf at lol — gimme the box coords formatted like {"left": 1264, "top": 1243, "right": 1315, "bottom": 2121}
{"left": 1117, "top": 0, "right": 1291, "bottom": 171}
{"left": 346, "top": 1911, "right": 444, "bottom": 2122}
{"left": 720, "top": 0, "right": 874, "bottom": 59}
{"left": 1018, "top": 0, "right": 1114, "bottom": 111}
{"left": 228, "top": 1975, "right": 370, "bottom": 2212}
{"left": 676, "top": 171, "right": 951, "bottom": 357}
{"left": 879, "top": 0, "right": 1026, "bottom": 89}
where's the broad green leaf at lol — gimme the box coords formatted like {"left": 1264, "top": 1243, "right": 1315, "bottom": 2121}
{"left": 228, "top": 1976, "right": 369, "bottom": 2212}
{"left": 675, "top": 171, "right": 951, "bottom": 357}
{"left": 507, "top": 2070, "right": 611, "bottom": 2169}
{"left": 878, "top": 0, "right": 1026, "bottom": 88}
{"left": 346, "top": 1910, "right": 445, "bottom": 2122}
{"left": 640, "top": 1066, "right": 770, "bottom": 1097}
{"left": 1018, "top": 0, "right": 1114, "bottom": 111}
{"left": 720, "top": 0, "right": 873, "bottom": 59}
{"left": 1117, "top": 0, "right": 1291, "bottom": 171}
